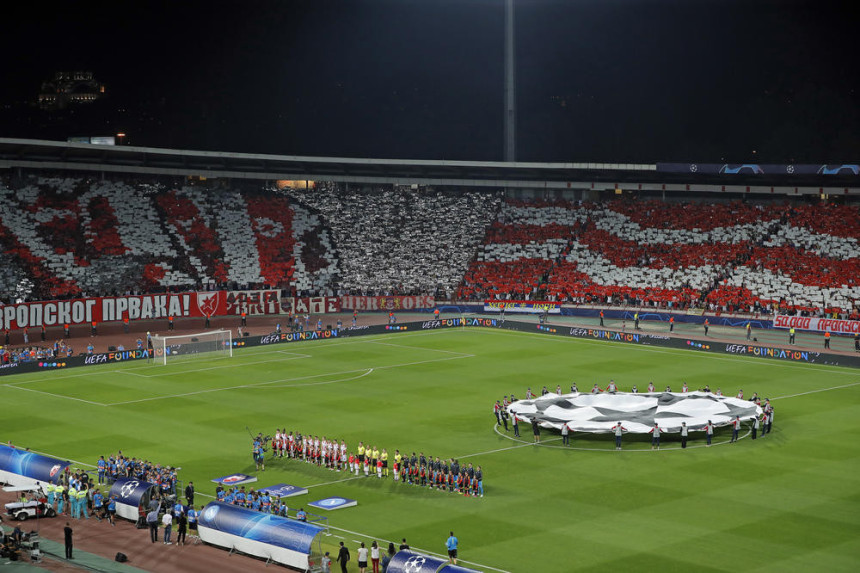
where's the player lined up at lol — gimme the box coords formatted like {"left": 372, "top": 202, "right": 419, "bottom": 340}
{"left": 349, "top": 449, "right": 484, "bottom": 497}
{"left": 268, "top": 430, "right": 349, "bottom": 471}
{"left": 259, "top": 432, "right": 487, "bottom": 497}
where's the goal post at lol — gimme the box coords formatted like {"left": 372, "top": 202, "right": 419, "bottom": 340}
{"left": 150, "top": 329, "right": 233, "bottom": 365}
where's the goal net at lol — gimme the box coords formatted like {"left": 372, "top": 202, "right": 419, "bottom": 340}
{"left": 150, "top": 329, "right": 232, "bottom": 365}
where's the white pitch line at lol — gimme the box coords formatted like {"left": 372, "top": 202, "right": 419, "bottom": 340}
{"left": 4, "top": 384, "right": 108, "bottom": 407}
{"left": 771, "top": 381, "right": 860, "bottom": 400}
{"left": 473, "top": 327, "right": 860, "bottom": 376}
{"left": 246, "top": 369, "right": 374, "bottom": 390}
{"left": 304, "top": 475, "right": 364, "bottom": 489}
{"left": 367, "top": 339, "right": 474, "bottom": 357}
{"left": 105, "top": 353, "right": 471, "bottom": 406}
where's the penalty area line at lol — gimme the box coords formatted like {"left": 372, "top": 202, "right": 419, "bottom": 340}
{"left": 3, "top": 383, "right": 108, "bottom": 407}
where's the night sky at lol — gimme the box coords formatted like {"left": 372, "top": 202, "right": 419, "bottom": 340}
{"left": 2, "top": 0, "right": 857, "bottom": 163}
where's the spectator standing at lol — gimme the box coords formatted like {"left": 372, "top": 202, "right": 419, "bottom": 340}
{"left": 64, "top": 522, "right": 73, "bottom": 560}
{"left": 357, "top": 542, "right": 368, "bottom": 573}
{"left": 162, "top": 511, "right": 173, "bottom": 545}
{"left": 176, "top": 512, "right": 187, "bottom": 546}
{"left": 336, "top": 541, "right": 350, "bottom": 573}
{"left": 382, "top": 543, "right": 395, "bottom": 572}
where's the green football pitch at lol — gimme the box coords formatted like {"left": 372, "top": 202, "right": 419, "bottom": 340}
{"left": 3, "top": 326, "right": 860, "bottom": 572}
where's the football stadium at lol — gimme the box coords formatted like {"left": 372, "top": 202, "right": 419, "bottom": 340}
{"left": 1, "top": 141, "right": 859, "bottom": 573}
{"left": 2, "top": 3, "right": 860, "bottom": 573}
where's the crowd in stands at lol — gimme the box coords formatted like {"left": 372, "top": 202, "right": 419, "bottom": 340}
{"left": 1, "top": 173, "right": 857, "bottom": 318}
{"left": 460, "top": 198, "right": 860, "bottom": 316}
{"left": 0, "top": 176, "right": 337, "bottom": 302}
{"left": 290, "top": 183, "right": 501, "bottom": 298}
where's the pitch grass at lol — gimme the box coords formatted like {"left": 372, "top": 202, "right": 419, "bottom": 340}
{"left": 2, "top": 326, "right": 860, "bottom": 572}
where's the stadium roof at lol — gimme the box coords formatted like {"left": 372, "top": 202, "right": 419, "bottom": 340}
{"left": 0, "top": 137, "right": 857, "bottom": 196}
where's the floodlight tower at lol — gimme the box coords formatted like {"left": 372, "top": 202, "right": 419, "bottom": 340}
{"left": 504, "top": 0, "right": 516, "bottom": 162}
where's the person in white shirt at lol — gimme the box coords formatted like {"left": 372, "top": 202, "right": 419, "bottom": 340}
{"left": 649, "top": 423, "right": 663, "bottom": 449}
{"left": 730, "top": 416, "right": 741, "bottom": 443}
{"left": 561, "top": 422, "right": 571, "bottom": 446}
{"left": 162, "top": 511, "right": 173, "bottom": 545}
{"left": 612, "top": 422, "right": 627, "bottom": 450}
{"left": 681, "top": 382, "right": 689, "bottom": 393}
{"left": 705, "top": 420, "right": 714, "bottom": 446}
{"left": 680, "top": 422, "right": 688, "bottom": 448}
{"left": 357, "top": 542, "right": 369, "bottom": 573}
{"left": 370, "top": 541, "right": 381, "bottom": 573}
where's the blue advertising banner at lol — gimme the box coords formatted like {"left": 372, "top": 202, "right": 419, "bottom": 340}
{"left": 387, "top": 550, "right": 447, "bottom": 573}
{"left": 0, "top": 444, "right": 70, "bottom": 484}
{"left": 109, "top": 477, "right": 155, "bottom": 507}
{"left": 307, "top": 497, "right": 357, "bottom": 511}
{"left": 258, "top": 483, "right": 308, "bottom": 498}
{"left": 198, "top": 501, "right": 323, "bottom": 554}
{"left": 657, "top": 162, "right": 860, "bottom": 176}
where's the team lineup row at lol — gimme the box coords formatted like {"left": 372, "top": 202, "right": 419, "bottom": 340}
{"left": 251, "top": 431, "right": 485, "bottom": 496}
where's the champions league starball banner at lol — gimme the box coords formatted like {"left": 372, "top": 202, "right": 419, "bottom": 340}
{"left": 0, "top": 444, "right": 70, "bottom": 488}
{"left": 109, "top": 477, "right": 156, "bottom": 521}
{"left": 197, "top": 501, "right": 324, "bottom": 570}
{"left": 386, "top": 550, "right": 448, "bottom": 573}
{"left": 508, "top": 392, "right": 762, "bottom": 434}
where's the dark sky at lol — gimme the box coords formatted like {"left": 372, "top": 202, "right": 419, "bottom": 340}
{"left": 2, "top": 0, "right": 857, "bottom": 162}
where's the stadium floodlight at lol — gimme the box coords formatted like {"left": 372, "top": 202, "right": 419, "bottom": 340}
{"left": 150, "top": 329, "right": 232, "bottom": 365}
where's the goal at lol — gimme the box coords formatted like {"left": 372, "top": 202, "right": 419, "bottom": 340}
{"left": 150, "top": 329, "right": 232, "bottom": 365}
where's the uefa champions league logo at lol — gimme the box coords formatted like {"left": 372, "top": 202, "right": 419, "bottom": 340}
{"left": 319, "top": 497, "right": 345, "bottom": 507}
{"left": 404, "top": 555, "right": 426, "bottom": 573}
{"left": 120, "top": 480, "right": 139, "bottom": 498}
{"left": 203, "top": 505, "right": 219, "bottom": 521}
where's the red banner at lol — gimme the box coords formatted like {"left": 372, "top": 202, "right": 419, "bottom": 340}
{"left": 774, "top": 314, "right": 860, "bottom": 334}
{"left": 339, "top": 296, "right": 435, "bottom": 311}
{"left": 0, "top": 290, "right": 287, "bottom": 330}
{"left": 223, "top": 290, "right": 283, "bottom": 316}
{"left": 282, "top": 297, "right": 341, "bottom": 314}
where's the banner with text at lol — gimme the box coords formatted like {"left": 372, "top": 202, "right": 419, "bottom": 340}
{"left": 223, "top": 290, "right": 283, "bottom": 316}
{"left": 484, "top": 300, "right": 562, "bottom": 314}
{"left": 281, "top": 296, "right": 341, "bottom": 314}
{"left": 773, "top": 314, "right": 860, "bottom": 335}
{"left": 0, "top": 290, "right": 293, "bottom": 330}
{"left": 340, "top": 295, "right": 435, "bottom": 311}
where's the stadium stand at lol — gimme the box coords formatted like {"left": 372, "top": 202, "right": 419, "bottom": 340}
{"left": 289, "top": 183, "right": 502, "bottom": 296}
{"left": 460, "top": 198, "right": 860, "bottom": 315}
{"left": 1, "top": 173, "right": 857, "bottom": 318}
{"left": 0, "top": 177, "right": 335, "bottom": 301}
